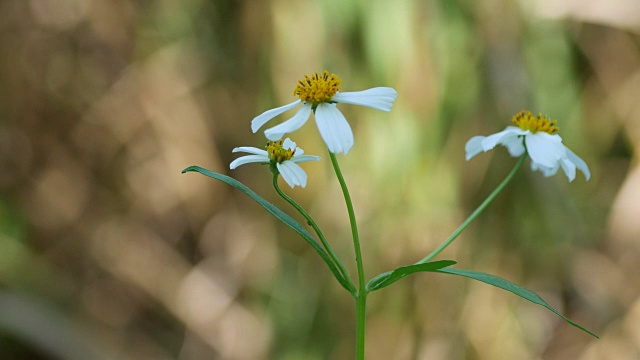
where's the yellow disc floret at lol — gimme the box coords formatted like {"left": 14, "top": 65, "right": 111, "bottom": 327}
{"left": 293, "top": 70, "right": 342, "bottom": 104}
{"left": 266, "top": 140, "right": 295, "bottom": 163}
{"left": 511, "top": 110, "right": 559, "bottom": 134}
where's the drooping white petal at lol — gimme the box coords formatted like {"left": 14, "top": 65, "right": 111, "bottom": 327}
{"left": 559, "top": 157, "right": 577, "bottom": 182}
{"left": 565, "top": 147, "right": 591, "bottom": 181}
{"left": 500, "top": 135, "right": 526, "bottom": 157}
{"left": 264, "top": 103, "right": 313, "bottom": 140}
{"left": 331, "top": 87, "right": 398, "bottom": 111}
{"left": 481, "top": 127, "right": 524, "bottom": 152}
{"left": 465, "top": 136, "right": 485, "bottom": 160}
{"left": 291, "top": 155, "right": 321, "bottom": 163}
{"left": 251, "top": 100, "right": 302, "bottom": 133}
{"left": 530, "top": 162, "right": 560, "bottom": 177}
{"left": 525, "top": 132, "right": 566, "bottom": 168}
{"left": 232, "top": 147, "right": 268, "bottom": 156}
{"left": 277, "top": 161, "right": 308, "bottom": 188}
{"left": 230, "top": 154, "right": 269, "bottom": 169}
{"left": 314, "top": 103, "right": 354, "bottom": 154}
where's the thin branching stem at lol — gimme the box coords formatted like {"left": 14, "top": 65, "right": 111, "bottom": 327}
{"left": 417, "top": 153, "right": 527, "bottom": 264}
{"left": 272, "top": 173, "right": 355, "bottom": 293}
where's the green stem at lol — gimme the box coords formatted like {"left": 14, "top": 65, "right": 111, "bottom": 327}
{"left": 355, "top": 289, "right": 367, "bottom": 360}
{"left": 417, "top": 153, "right": 527, "bottom": 264}
{"left": 328, "top": 153, "right": 366, "bottom": 290}
{"left": 272, "top": 173, "right": 355, "bottom": 293}
{"left": 328, "top": 152, "right": 367, "bottom": 360}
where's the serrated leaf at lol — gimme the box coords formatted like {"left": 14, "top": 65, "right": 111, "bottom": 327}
{"left": 367, "top": 260, "right": 457, "bottom": 291}
{"left": 182, "top": 166, "right": 353, "bottom": 292}
{"left": 436, "top": 267, "right": 598, "bottom": 338}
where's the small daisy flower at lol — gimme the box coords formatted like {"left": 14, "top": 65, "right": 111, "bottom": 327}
{"left": 251, "top": 70, "right": 398, "bottom": 155}
{"left": 230, "top": 138, "right": 320, "bottom": 188}
{"left": 465, "top": 110, "right": 590, "bottom": 182}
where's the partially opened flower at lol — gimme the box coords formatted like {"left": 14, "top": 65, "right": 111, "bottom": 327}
{"left": 230, "top": 138, "right": 320, "bottom": 188}
{"left": 465, "top": 110, "right": 590, "bottom": 182}
{"left": 251, "top": 70, "right": 398, "bottom": 155}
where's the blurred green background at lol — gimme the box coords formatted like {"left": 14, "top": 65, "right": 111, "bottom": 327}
{"left": 1, "top": 0, "right": 639, "bottom": 359}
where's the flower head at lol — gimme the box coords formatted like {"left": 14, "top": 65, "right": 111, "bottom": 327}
{"left": 251, "top": 70, "right": 398, "bottom": 155}
{"left": 230, "top": 138, "right": 320, "bottom": 188}
{"left": 465, "top": 110, "right": 590, "bottom": 182}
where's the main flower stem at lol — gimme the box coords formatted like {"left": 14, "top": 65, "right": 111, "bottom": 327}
{"left": 272, "top": 174, "right": 355, "bottom": 293}
{"left": 417, "top": 153, "right": 527, "bottom": 264}
{"left": 329, "top": 152, "right": 367, "bottom": 360}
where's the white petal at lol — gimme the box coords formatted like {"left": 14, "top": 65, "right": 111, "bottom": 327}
{"left": 565, "top": 147, "right": 591, "bottom": 181}
{"left": 232, "top": 147, "right": 268, "bottom": 156}
{"left": 559, "top": 157, "right": 577, "bottom": 182}
{"left": 291, "top": 155, "right": 321, "bottom": 163}
{"left": 481, "top": 127, "right": 525, "bottom": 153}
{"left": 501, "top": 136, "right": 526, "bottom": 157}
{"left": 314, "top": 103, "right": 354, "bottom": 154}
{"left": 230, "top": 154, "right": 269, "bottom": 169}
{"left": 530, "top": 162, "right": 560, "bottom": 177}
{"left": 277, "top": 161, "right": 308, "bottom": 188}
{"left": 525, "top": 133, "right": 566, "bottom": 168}
{"left": 331, "top": 87, "right": 398, "bottom": 111}
{"left": 282, "top": 138, "right": 296, "bottom": 150}
{"left": 264, "top": 104, "right": 312, "bottom": 140}
{"left": 251, "top": 100, "right": 302, "bottom": 133}
{"left": 465, "top": 136, "right": 485, "bottom": 160}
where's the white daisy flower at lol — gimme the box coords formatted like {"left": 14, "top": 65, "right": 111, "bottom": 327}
{"left": 251, "top": 70, "right": 398, "bottom": 155}
{"left": 465, "top": 111, "right": 590, "bottom": 182}
{"left": 230, "top": 138, "right": 320, "bottom": 188}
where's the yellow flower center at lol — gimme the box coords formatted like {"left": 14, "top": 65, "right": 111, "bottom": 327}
{"left": 293, "top": 70, "right": 342, "bottom": 104}
{"left": 511, "top": 110, "right": 559, "bottom": 134}
{"left": 266, "top": 140, "right": 295, "bottom": 163}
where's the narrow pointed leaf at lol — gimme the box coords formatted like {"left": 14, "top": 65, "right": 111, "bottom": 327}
{"left": 367, "top": 260, "right": 457, "bottom": 291}
{"left": 182, "top": 166, "right": 353, "bottom": 292}
{"left": 436, "top": 267, "right": 598, "bottom": 338}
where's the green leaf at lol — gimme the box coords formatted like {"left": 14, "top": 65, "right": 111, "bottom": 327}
{"left": 182, "top": 166, "right": 353, "bottom": 292}
{"left": 436, "top": 267, "right": 599, "bottom": 338}
{"left": 367, "top": 260, "right": 457, "bottom": 291}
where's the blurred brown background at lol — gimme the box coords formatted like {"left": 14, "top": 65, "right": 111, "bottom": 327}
{"left": 1, "top": 0, "right": 639, "bottom": 359}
